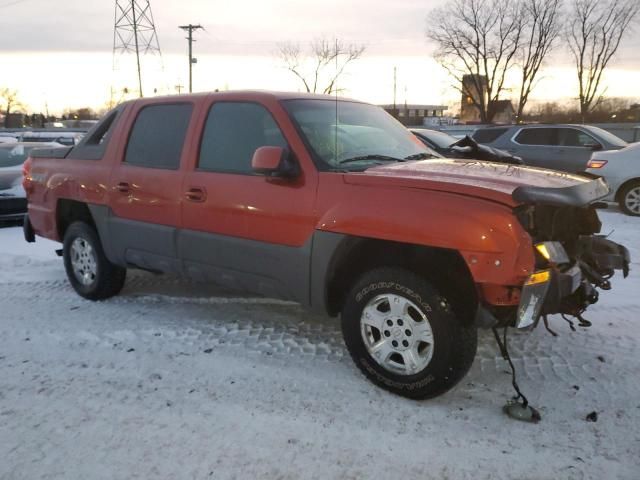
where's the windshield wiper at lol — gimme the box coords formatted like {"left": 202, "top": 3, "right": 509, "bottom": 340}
{"left": 338, "top": 154, "right": 407, "bottom": 165}
{"left": 404, "top": 152, "right": 438, "bottom": 160}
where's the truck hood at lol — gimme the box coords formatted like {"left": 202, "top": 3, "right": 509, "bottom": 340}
{"left": 344, "top": 159, "right": 607, "bottom": 207}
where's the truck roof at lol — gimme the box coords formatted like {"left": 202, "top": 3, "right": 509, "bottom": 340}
{"left": 125, "top": 90, "right": 363, "bottom": 104}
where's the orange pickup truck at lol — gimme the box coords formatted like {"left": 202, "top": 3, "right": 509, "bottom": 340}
{"left": 22, "top": 91, "right": 629, "bottom": 399}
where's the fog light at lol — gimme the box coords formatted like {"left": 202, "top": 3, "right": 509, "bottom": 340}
{"left": 525, "top": 270, "right": 551, "bottom": 285}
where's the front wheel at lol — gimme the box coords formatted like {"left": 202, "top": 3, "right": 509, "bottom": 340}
{"left": 63, "top": 221, "right": 126, "bottom": 300}
{"left": 619, "top": 181, "right": 640, "bottom": 216}
{"left": 341, "top": 267, "right": 477, "bottom": 399}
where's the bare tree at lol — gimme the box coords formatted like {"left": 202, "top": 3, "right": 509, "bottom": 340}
{"left": 567, "top": 0, "right": 639, "bottom": 122}
{"left": 516, "top": 0, "right": 562, "bottom": 121}
{"left": 427, "top": 0, "right": 524, "bottom": 123}
{"left": 0, "top": 88, "right": 22, "bottom": 121}
{"left": 277, "top": 37, "right": 365, "bottom": 94}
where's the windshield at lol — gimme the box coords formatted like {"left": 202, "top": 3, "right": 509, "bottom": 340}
{"left": 282, "top": 99, "right": 433, "bottom": 169}
{"left": 0, "top": 144, "right": 34, "bottom": 168}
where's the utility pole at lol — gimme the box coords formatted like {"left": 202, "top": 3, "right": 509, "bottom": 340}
{"left": 393, "top": 66, "right": 397, "bottom": 117}
{"left": 175, "top": 84, "right": 184, "bottom": 94}
{"left": 179, "top": 24, "right": 203, "bottom": 93}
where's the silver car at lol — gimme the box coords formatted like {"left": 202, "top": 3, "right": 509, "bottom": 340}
{"left": 586, "top": 142, "right": 640, "bottom": 216}
{"left": 472, "top": 124, "right": 627, "bottom": 173}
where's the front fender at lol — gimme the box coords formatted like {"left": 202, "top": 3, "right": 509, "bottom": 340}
{"left": 315, "top": 178, "right": 534, "bottom": 286}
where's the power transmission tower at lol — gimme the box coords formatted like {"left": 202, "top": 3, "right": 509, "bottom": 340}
{"left": 179, "top": 24, "right": 203, "bottom": 93}
{"left": 113, "top": 0, "right": 162, "bottom": 98}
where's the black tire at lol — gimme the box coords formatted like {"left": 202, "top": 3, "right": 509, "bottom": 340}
{"left": 63, "top": 221, "right": 126, "bottom": 300}
{"left": 618, "top": 181, "right": 640, "bottom": 216}
{"left": 341, "top": 267, "right": 477, "bottom": 400}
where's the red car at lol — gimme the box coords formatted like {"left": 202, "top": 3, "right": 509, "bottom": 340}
{"left": 22, "top": 91, "right": 629, "bottom": 399}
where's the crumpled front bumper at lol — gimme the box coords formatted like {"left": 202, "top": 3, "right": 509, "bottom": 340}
{"left": 515, "top": 237, "right": 630, "bottom": 329}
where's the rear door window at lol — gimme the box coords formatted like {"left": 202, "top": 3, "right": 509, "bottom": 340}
{"left": 514, "top": 128, "right": 558, "bottom": 146}
{"left": 198, "top": 102, "right": 287, "bottom": 174}
{"left": 472, "top": 128, "right": 508, "bottom": 144}
{"left": 558, "top": 128, "right": 600, "bottom": 147}
{"left": 124, "top": 103, "right": 193, "bottom": 169}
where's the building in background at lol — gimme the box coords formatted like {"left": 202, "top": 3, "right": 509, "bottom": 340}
{"left": 381, "top": 104, "right": 454, "bottom": 126}
{"left": 489, "top": 100, "right": 515, "bottom": 124}
{"left": 459, "top": 74, "right": 515, "bottom": 124}
{"left": 460, "top": 74, "right": 487, "bottom": 123}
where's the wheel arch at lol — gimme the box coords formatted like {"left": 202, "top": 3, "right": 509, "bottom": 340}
{"left": 56, "top": 199, "right": 96, "bottom": 240}
{"left": 321, "top": 235, "right": 478, "bottom": 326}
{"left": 615, "top": 177, "right": 640, "bottom": 202}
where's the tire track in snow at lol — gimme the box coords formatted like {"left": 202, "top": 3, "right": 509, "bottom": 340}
{"left": 2, "top": 268, "right": 639, "bottom": 388}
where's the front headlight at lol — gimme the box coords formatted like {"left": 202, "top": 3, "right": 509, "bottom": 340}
{"left": 535, "top": 241, "right": 569, "bottom": 265}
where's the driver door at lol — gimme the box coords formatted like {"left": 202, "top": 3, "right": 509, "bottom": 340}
{"left": 178, "top": 99, "right": 318, "bottom": 302}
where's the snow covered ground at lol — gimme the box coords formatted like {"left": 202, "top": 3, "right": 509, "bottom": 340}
{"left": 0, "top": 210, "right": 638, "bottom": 480}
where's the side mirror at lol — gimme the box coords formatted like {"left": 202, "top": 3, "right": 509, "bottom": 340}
{"left": 586, "top": 143, "right": 603, "bottom": 151}
{"left": 251, "top": 146, "right": 299, "bottom": 178}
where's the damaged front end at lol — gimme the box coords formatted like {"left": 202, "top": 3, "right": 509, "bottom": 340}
{"left": 512, "top": 178, "right": 630, "bottom": 330}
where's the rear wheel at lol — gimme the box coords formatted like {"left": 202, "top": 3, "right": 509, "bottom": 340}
{"left": 619, "top": 181, "right": 640, "bottom": 216}
{"left": 63, "top": 221, "right": 126, "bottom": 300}
{"left": 341, "top": 267, "right": 477, "bottom": 399}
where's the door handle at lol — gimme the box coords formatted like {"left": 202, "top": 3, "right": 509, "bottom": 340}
{"left": 116, "top": 182, "right": 130, "bottom": 193}
{"left": 184, "top": 187, "right": 207, "bottom": 202}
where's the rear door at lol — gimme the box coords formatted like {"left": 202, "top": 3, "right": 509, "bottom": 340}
{"left": 107, "top": 101, "right": 195, "bottom": 272}
{"left": 179, "top": 98, "right": 318, "bottom": 302}
{"left": 511, "top": 127, "right": 562, "bottom": 170}
{"left": 556, "top": 127, "right": 602, "bottom": 172}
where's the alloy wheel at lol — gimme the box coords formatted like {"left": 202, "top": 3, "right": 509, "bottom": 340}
{"left": 360, "top": 293, "right": 435, "bottom": 375}
{"left": 70, "top": 237, "right": 97, "bottom": 286}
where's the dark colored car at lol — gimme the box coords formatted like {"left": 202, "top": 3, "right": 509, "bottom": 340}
{"left": 471, "top": 124, "right": 628, "bottom": 173}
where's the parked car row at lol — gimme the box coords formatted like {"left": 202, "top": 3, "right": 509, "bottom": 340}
{"left": 0, "top": 130, "right": 83, "bottom": 146}
{"left": 411, "top": 124, "right": 639, "bottom": 216}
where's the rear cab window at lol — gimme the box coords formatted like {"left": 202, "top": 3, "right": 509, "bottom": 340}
{"left": 124, "top": 103, "right": 193, "bottom": 169}
{"left": 68, "top": 108, "right": 123, "bottom": 160}
{"left": 197, "top": 102, "right": 287, "bottom": 174}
